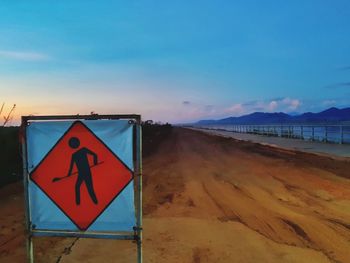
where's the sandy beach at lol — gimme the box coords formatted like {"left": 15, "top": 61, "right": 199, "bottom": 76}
{"left": 1, "top": 127, "right": 350, "bottom": 263}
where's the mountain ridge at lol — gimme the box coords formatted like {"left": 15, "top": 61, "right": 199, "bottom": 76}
{"left": 196, "top": 107, "right": 350, "bottom": 125}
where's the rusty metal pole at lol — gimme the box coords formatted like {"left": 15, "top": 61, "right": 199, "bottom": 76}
{"left": 21, "top": 118, "right": 34, "bottom": 263}
{"left": 135, "top": 118, "right": 143, "bottom": 263}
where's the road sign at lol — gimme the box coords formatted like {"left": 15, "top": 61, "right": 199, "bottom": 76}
{"left": 29, "top": 121, "right": 134, "bottom": 230}
{"left": 23, "top": 115, "right": 142, "bottom": 263}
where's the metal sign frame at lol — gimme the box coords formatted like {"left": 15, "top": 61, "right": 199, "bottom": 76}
{"left": 21, "top": 114, "right": 142, "bottom": 263}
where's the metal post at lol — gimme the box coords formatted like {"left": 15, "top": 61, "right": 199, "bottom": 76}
{"left": 325, "top": 126, "right": 328, "bottom": 142}
{"left": 301, "top": 125, "right": 303, "bottom": 140}
{"left": 21, "top": 119, "right": 34, "bottom": 263}
{"left": 280, "top": 125, "right": 283, "bottom": 137}
{"left": 27, "top": 235, "right": 33, "bottom": 263}
{"left": 135, "top": 119, "right": 143, "bottom": 263}
{"left": 312, "top": 126, "right": 314, "bottom": 141}
{"left": 340, "top": 125, "right": 343, "bottom": 144}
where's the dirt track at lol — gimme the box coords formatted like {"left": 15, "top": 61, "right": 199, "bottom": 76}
{"left": 1, "top": 128, "right": 350, "bottom": 262}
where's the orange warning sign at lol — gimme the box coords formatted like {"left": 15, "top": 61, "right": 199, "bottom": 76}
{"left": 30, "top": 121, "right": 133, "bottom": 230}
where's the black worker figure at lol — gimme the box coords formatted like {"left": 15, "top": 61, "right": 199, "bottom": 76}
{"left": 66, "top": 137, "right": 99, "bottom": 206}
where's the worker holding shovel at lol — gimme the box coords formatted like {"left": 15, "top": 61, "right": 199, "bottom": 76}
{"left": 52, "top": 137, "right": 100, "bottom": 206}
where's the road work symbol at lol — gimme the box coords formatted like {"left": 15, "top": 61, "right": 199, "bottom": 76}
{"left": 52, "top": 137, "right": 101, "bottom": 206}
{"left": 30, "top": 121, "right": 133, "bottom": 230}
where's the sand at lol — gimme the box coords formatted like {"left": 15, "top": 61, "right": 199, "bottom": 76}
{"left": 1, "top": 128, "right": 350, "bottom": 262}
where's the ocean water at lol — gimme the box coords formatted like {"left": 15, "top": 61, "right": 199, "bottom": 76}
{"left": 196, "top": 124, "right": 350, "bottom": 144}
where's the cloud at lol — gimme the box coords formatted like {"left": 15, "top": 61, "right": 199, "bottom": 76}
{"left": 204, "top": 105, "right": 214, "bottom": 111}
{"left": 242, "top": 100, "right": 259, "bottom": 107}
{"left": 229, "top": 97, "right": 301, "bottom": 115}
{"left": 325, "top": 82, "right": 350, "bottom": 89}
{"left": 174, "top": 97, "right": 303, "bottom": 122}
{"left": 224, "top": 103, "right": 244, "bottom": 115}
{"left": 268, "top": 100, "right": 278, "bottom": 111}
{"left": 0, "top": 50, "right": 50, "bottom": 61}
{"left": 338, "top": 66, "right": 350, "bottom": 71}
{"left": 270, "top": 97, "right": 285, "bottom": 102}
{"left": 322, "top": 99, "right": 336, "bottom": 106}
{"left": 281, "top": 97, "right": 301, "bottom": 110}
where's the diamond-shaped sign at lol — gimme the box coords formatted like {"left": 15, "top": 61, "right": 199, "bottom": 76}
{"left": 30, "top": 121, "right": 133, "bottom": 230}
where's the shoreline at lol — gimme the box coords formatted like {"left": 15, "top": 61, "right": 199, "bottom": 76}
{"left": 189, "top": 127, "right": 350, "bottom": 159}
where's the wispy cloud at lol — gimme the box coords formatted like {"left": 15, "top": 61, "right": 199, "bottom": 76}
{"left": 242, "top": 100, "right": 259, "bottom": 107}
{"left": 204, "top": 105, "right": 214, "bottom": 111}
{"left": 225, "top": 97, "right": 301, "bottom": 116}
{"left": 281, "top": 97, "right": 301, "bottom": 110}
{"left": 268, "top": 100, "right": 278, "bottom": 111}
{"left": 322, "top": 99, "right": 336, "bottom": 106}
{"left": 174, "top": 101, "right": 220, "bottom": 122}
{"left": 269, "top": 97, "right": 285, "bottom": 101}
{"left": 224, "top": 103, "right": 244, "bottom": 115}
{"left": 155, "top": 97, "right": 304, "bottom": 123}
{"left": 338, "top": 66, "right": 350, "bottom": 71}
{"left": 0, "top": 50, "right": 50, "bottom": 61}
{"left": 325, "top": 82, "right": 350, "bottom": 89}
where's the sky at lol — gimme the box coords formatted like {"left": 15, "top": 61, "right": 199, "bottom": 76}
{"left": 0, "top": 1, "right": 350, "bottom": 124}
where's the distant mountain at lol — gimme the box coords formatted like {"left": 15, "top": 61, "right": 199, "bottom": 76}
{"left": 195, "top": 107, "right": 350, "bottom": 125}
{"left": 293, "top": 107, "right": 350, "bottom": 123}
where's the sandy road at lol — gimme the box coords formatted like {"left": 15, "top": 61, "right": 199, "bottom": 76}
{"left": 143, "top": 128, "right": 350, "bottom": 263}
{"left": 1, "top": 127, "right": 350, "bottom": 262}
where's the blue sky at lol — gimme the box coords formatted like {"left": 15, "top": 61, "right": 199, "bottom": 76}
{"left": 0, "top": 1, "right": 350, "bottom": 123}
